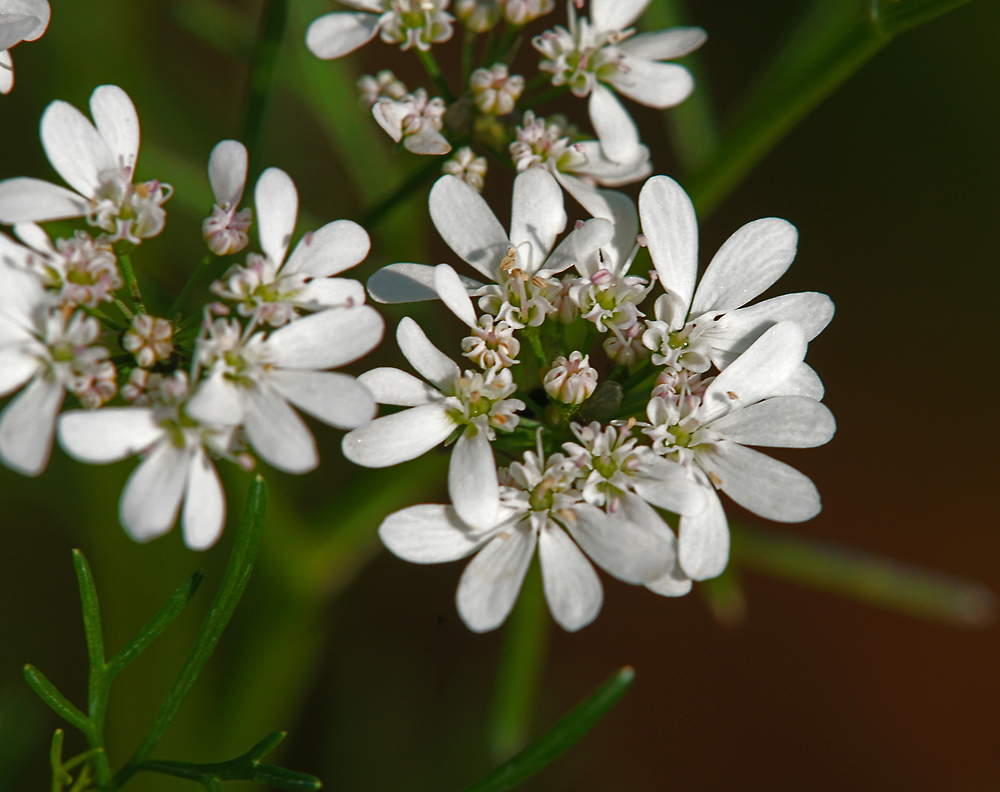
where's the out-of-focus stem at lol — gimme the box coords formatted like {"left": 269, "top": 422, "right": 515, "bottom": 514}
{"left": 416, "top": 48, "right": 455, "bottom": 103}
{"left": 242, "top": 0, "right": 288, "bottom": 175}
{"left": 168, "top": 252, "right": 216, "bottom": 321}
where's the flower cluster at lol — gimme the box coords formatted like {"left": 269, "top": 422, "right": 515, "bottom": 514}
{"left": 0, "top": 87, "right": 383, "bottom": 549}
{"left": 346, "top": 163, "right": 834, "bottom": 632}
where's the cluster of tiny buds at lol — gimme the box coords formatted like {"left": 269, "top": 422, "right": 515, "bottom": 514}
{"left": 461, "top": 314, "right": 520, "bottom": 374}
{"left": 358, "top": 70, "right": 409, "bottom": 108}
{"left": 543, "top": 351, "right": 598, "bottom": 404}
{"left": 203, "top": 204, "right": 253, "bottom": 257}
{"left": 443, "top": 147, "right": 488, "bottom": 191}
{"left": 123, "top": 314, "right": 175, "bottom": 368}
{"left": 470, "top": 63, "right": 525, "bottom": 115}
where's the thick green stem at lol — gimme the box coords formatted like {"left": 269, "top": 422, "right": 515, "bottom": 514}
{"left": 114, "top": 478, "right": 269, "bottom": 789}
{"left": 242, "top": 0, "right": 288, "bottom": 174}
{"left": 489, "top": 562, "right": 549, "bottom": 760}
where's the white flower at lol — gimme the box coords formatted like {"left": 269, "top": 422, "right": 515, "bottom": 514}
{"left": 369, "top": 169, "right": 600, "bottom": 331}
{"left": 0, "top": 262, "right": 116, "bottom": 475}
{"left": 343, "top": 316, "right": 524, "bottom": 528}
{"left": 0, "top": 85, "right": 172, "bottom": 244}
{"left": 211, "top": 167, "right": 371, "bottom": 326}
{"left": 642, "top": 322, "right": 836, "bottom": 580}
{"left": 533, "top": 0, "right": 705, "bottom": 163}
{"left": 372, "top": 88, "right": 451, "bottom": 155}
{"left": 306, "top": 0, "right": 454, "bottom": 61}
{"left": 500, "top": 0, "right": 554, "bottom": 25}
{"left": 57, "top": 372, "right": 237, "bottom": 550}
{"left": 470, "top": 63, "right": 524, "bottom": 115}
{"left": 0, "top": 223, "right": 120, "bottom": 308}
{"left": 639, "top": 175, "right": 834, "bottom": 388}
{"left": 510, "top": 111, "right": 644, "bottom": 252}
{"left": 203, "top": 140, "right": 253, "bottom": 257}
{"left": 0, "top": 0, "right": 50, "bottom": 95}
{"left": 442, "top": 146, "right": 487, "bottom": 192}
{"left": 186, "top": 306, "right": 383, "bottom": 474}
{"left": 378, "top": 444, "right": 689, "bottom": 632}
{"left": 455, "top": 0, "right": 499, "bottom": 32}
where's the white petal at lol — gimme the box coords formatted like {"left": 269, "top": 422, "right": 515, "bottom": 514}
{"left": 0, "top": 16, "right": 37, "bottom": 51}
{"left": 677, "top": 487, "right": 729, "bottom": 581}
{"left": 268, "top": 369, "right": 376, "bottom": 429}
{"left": 0, "top": 374, "right": 62, "bottom": 475}
{"left": 371, "top": 100, "right": 407, "bottom": 142}
{"left": 185, "top": 369, "right": 245, "bottom": 426}
{"left": 509, "top": 168, "right": 565, "bottom": 272}
{"left": 367, "top": 262, "right": 441, "bottom": 303}
{"left": 619, "top": 27, "right": 707, "bottom": 60}
{"left": 90, "top": 85, "right": 140, "bottom": 173}
{"left": 538, "top": 524, "right": 602, "bottom": 632}
{"left": 591, "top": 0, "right": 650, "bottom": 33}
{"left": 639, "top": 175, "right": 698, "bottom": 313}
{"left": 379, "top": 504, "right": 496, "bottom": 563}
{"left": 341, "top": 403, "right": 455, "bottom": 467}
{"left": 696, "top": 441, "right": 821, "bottom": 523}
{"left": 449, "top": 429, "right": 499, "bottom": 528}
{"left": 0, "top": 177, "right": 88, "bottom": 223}
{"left": 0, "top": 50, "right": 11, "bottom": 95}
{"left": 243, "top": 383, "right": 318, "bottom": 473}
{"left": 588, "top": 84, "right": 640, "bottom": 165}
{"left": 429, "top": 175, "right": 509, "bottom": 279}
{"left": 267, "top": 304, "right": 384, "bottom": 369}
{"left": 254, "top": 167, "right": 298, "bottom": 266}
{"left": 120, "top": 441, "right": 187, "bottom": 543}
{"left": 283, "top": 219, "right": 370, "bottom": 277}
{"left": 1, "top": 1, "right": 50, "bottom": 41}
{"left": 702, "top": 321, "right": 807, "bottom": 421}
{"left": 305, "top": 11, "right": 380, "bottom": 60}
{"left": 711, "top": 395, "right": 835, "bottom": 448}
{"left": 58, "top": 407, "right": 161, "bottom": 463}
{"left": 40, "top": 99, "right": 113, "bottom": 199}
{"left": 358, "top": 367, "right": 439, "bottom": 406}
{"left": 544, "top": 215, "right": 614, "bottom": 277}
{"left": 434, "top": 263, "right": 477, "bottom": 327}
{"left": 606, "top": 58, "right": 694, "bottom": 109}
{"left": 772, "top": 363, "right": 825, "bottom": 400}
{"left": 403, "top": 125, "right": 452, "bottom": 156}
{"left": 12, "top": 221, "right": 53, "bottom": 253}
{"left": 457, "top": 525, "right": 536, "bottom": 632}
{"left": 207, "top": 140, "right": 248, "bottom": 208}
{"left": 553, "top": 175, "right": 638, "bottom": 274}
{"left": 396, "top": 316, "right": 459, "bottom": 390}
{"left": 709, "top": 291, "right": 834, "bottom": 364}
{"left": 690, "top": 218, "right": 798, "bottom": 316}
{"left": 181, "top": 444, "right": 226, "bottom": 550}
{"left": 644, "top": 562, "right": 692, "bottom": 597}
{"left": 571, "top": 140, "right": 652, "bottom": 187}
{"left": 0, "top": 347, "right": 39, "bottom": 396}
{"left": 566, "top": 496, "right": 677, "bottom": 584}
{"left": 295, "top": 277, "right": 366, "bottom": 311}
{"left": 632, "top": 459, "right": 706, "bottom": 515}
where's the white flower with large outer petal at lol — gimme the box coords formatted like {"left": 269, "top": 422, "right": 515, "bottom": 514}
{"left": 212, "top": 167, "right": 371, "bottom": 326}
{"left": 306, "top": 0, "right": 453, "bottom": 61}
{"left": 342, "top": 316, "right": 524, "bottom": 529}
{"left": 57, "top": 373, "right": 237, "bottom": 550}
{"left": 378, "top": 446, "right": 689, "bottom": 632}
{"left": 643, "top": 321, "right": 836, "bottom": 581}
{"left": 639, "top": 175, "right": 834, "bottom": 386}
{"left": 0, "top": 0, "right": 50, "bottom": 94}
{"left": 186, "top": 305, "right": 383, "bottom": 474}
{"left": 0, "top": 85, "right": 171, "bottom": 243}
{"left": 0, "top": 260, "right": 116, "bottom": 476}
{"left": 369, "top": 169, "right": 606, "bottom": 330}
{"left": 533, "top": 0, "right": 705, "bottom": 164}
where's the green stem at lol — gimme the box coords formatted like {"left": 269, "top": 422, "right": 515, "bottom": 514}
{"left": 489, "top": 562, "right": 549, "bottom": 761}
{"left": 116, "top": 253, "right": 145, "bottom": 315}
{"left": 242, "top": 0, "right": 288, "bottom": 174}
{"left": 83, "top": 306, "right": 126, "bottom": 333}
{"left": 168, "top": 252, "right": 217, "bottom": 321}
{"left": 521, "top": 83, "right": 568, "bottom": 111}
{"left": 461, "top": 26, "right": 476, "bottom": 88}
{"left": 358, "top": 158, "right": 443, "bottom": 229}
{"left": 113, "top": 298, "right": 134, "bottom": 323}
{"left": 114, "top": 477, "right": 269, "bottom": 789}
{"left": 416, "top": 47, "right": 455, "bottom": 103}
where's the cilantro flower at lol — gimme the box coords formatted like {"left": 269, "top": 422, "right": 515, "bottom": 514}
{"left": 306, "top": 0, "right": 454, "bottom": 61}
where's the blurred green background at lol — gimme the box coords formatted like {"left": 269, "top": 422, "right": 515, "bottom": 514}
{"left": 1, "top": 0, "right": 999, "bottom": 789}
